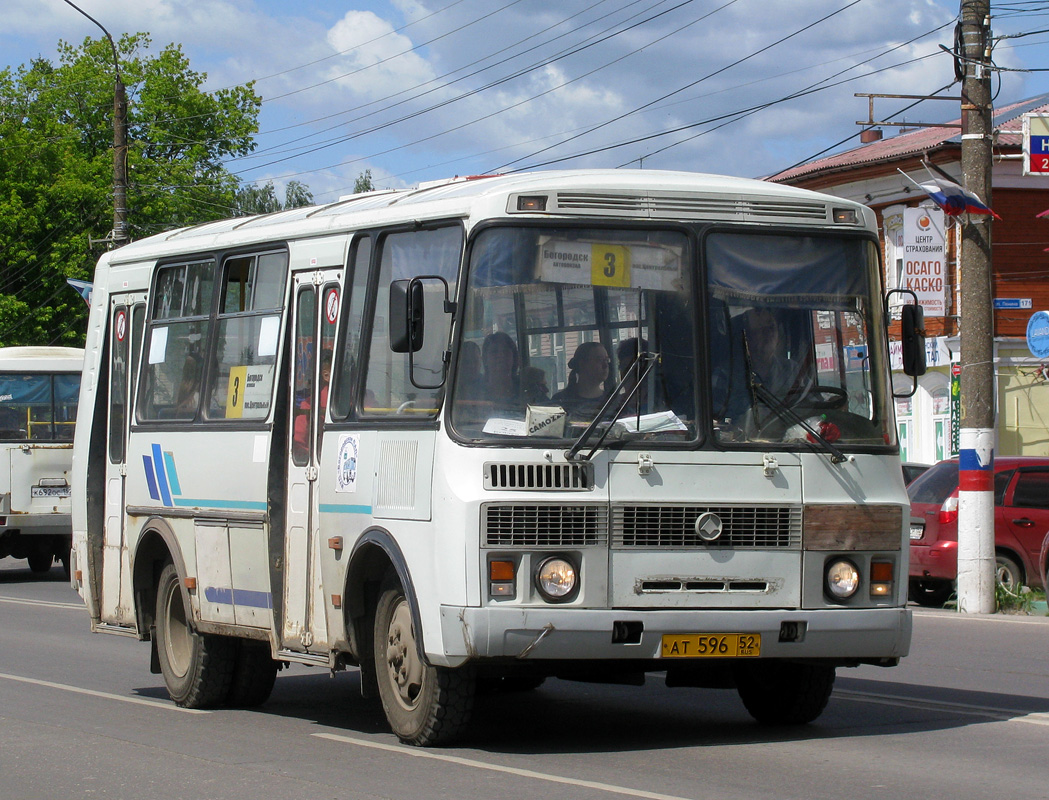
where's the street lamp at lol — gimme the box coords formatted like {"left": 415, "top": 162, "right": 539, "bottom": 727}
{"left": 61, "top": 0, "right": 128, "bottom": 248}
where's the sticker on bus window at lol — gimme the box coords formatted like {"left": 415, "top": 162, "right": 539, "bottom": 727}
{"left": 336, "top": 433, "right": 359, "bottom": 492}
{"left": 258, "top": 316, "right": 280, "bottom": 358}
{"left": 538, "top": 240, "right": 681, "bottom": 291}
{"left": 148, "top": 327, "right": 168, "bottom": 364}
{"left": 225, "top": 365, "right": 273, "bottom": 419}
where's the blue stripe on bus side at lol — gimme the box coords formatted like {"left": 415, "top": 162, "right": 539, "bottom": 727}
{"left": 171, "top": 498, "right": 268, "bottom": 511}
{"left": 151, "top": 443, "right": 173, "bottom": 506}
{"left": 318, "top": 504, "right": 373, "bottom": 515}
{"left": 163, "top": 451, "right": 182, "bottom": 496}
{"left": 203, "top": 586, "right": 273, "bottom": 609}
{"left": 142, "top": 455, "right": 161, "bottom": 501}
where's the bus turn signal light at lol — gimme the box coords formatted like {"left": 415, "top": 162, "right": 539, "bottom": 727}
{"left": 870, "top": 561, "right": 893, "bottom": 597}
{"left": 490, "top": 560, "right": 516, "bottom": 598}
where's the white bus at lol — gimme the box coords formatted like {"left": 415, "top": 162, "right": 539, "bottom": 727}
{"left": 72, "top": 170, "right": 925, "bottom": 745}
{"left": 0, "top": 346, "right": 83, "bottom": 575}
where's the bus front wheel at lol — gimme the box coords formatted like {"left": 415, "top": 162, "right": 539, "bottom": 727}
{"left": 155, "top": 563, "right": 235, "bottom": 708}
{"left": 373, "top": 579, "right": 474, "bottom": 746}
{"left": 734, "top": 661, "right": 835, "bottom": 725}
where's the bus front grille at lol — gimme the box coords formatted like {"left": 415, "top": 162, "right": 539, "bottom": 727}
{"left": 484, "top": 461, "right": 593, "bottom": 491}
{"left": 483, "top": 503, "right": 608, "bottom": 547}
{"left": 612, "top": 504, "right": 802, "bottom": 549}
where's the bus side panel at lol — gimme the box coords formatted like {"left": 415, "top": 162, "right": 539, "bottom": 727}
{"left": 125, "top": 431, "right": 274, "bottom": 631}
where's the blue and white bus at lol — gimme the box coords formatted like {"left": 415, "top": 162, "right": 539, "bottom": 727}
{"left": 72, "top": 170, "right": 925, "bottom": 744}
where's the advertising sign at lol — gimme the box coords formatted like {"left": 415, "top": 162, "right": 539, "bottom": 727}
{"left": 1023, "top": 113, "right": 1049, "bottom": 175}
{"left": 901, "top": 207, "right": 946, "bottom": 317}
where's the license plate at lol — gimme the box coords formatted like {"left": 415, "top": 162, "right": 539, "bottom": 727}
{"left": 909, "top": 524, "right": 924, "bottom": 540}
{"left": 32, "top": 486, "right": 70, "bottom": 498}
{"left": 661, "top": 633, "right": 761, "bottom": 658}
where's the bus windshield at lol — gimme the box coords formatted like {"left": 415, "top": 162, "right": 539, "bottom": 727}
{"left": 450, "top": 225, "right": 696, "bottom": 442}
{"left": 450, "top": 224, "right": 893, "bottom": 450}
{"left": 0, "top": 372, "right": 80, "bottom": 441}
{"left": 707, "top": 231, "right": 894, "bottom": 448}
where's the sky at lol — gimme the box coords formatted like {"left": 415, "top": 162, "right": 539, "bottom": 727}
{"left": 3, "top": 0, "right": 1049, "bottom": 205}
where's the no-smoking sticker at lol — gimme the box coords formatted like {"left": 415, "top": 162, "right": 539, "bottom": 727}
{"left": 325, "top": 288, "right": 339, "bottom": 324}
{"left": 115, "top": 309, "right": 127, "bottom": 342}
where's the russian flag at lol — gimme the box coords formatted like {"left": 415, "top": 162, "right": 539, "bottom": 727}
{"left": 919, "top": 177, "right": 1001, "bottom": 220}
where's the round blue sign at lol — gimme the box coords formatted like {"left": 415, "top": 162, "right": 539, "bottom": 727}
{"left": 1027, "top": 310, "right": 1049, "bottom": 358}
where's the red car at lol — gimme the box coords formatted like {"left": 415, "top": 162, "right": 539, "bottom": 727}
{"left": 908, "top": 457, "right": 1049, "bottom": 606}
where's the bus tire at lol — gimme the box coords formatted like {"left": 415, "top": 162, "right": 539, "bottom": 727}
{"left": 734, "top": 661, "right": 835, "bottom": 725}
{"left": 226, "top": 640, "right": 278, "bottom": 708}
{"left": 155, "top": 563, "right": 235, "bottom": 708}
{"left": 27, "top": 552, "right": 54, "bottom": 574}
{"left": 373, "top": 579, "right": 474, "bottom": 746}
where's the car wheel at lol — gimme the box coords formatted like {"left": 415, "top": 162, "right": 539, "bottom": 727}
{"left": 908, "top": 578, "right": 953, "bottom": 607}
{"left": 995, "top": 554, "right": 1023, "bottom": 591}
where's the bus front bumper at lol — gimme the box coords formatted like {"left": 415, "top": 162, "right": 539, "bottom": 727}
{"left": 435, "top": 605, "right": 912, "bottom": 667}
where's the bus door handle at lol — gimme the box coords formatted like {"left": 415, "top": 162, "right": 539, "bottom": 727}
{"left": 305, "top": 466, "right": 318, "bottom": 482}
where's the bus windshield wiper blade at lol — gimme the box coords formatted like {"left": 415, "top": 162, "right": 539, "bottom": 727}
{"left": 565, "top": 353, "right": 657, "bottom": 461}
{"left": 750, "top": 379, "right": 849, "bottom": 464}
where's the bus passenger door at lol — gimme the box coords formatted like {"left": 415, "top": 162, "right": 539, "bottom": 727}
{"left": 283, "top": 271, "right": 339, "bottom": 652}
{"left": 101, "top": 298, "right": 145, "bottom": 625}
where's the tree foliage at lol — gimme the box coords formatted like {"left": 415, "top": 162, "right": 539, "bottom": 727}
{"left": 235, "top": 179, "right": 314, "bottom": 216}
{"left": 0, "top": 33, "right": 276, "bottom": 346}
{"left": 354, "top": 169, "right": 375, "bottom": 194}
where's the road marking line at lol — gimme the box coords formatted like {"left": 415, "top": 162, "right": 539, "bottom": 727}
{"left": 0, "top": 595, "right": 84, "bottom": 610}
{"left": 313, "top": 732, "right": 693, "bottom": 800}
{"left": 913, "top": 610, "right": 1049, "bottom": 626}
{"left": 837, "top": 689, "right": 1049, "bottom": 726}
{"left": 0, "top": 672, "right": 208, "bottom": 714}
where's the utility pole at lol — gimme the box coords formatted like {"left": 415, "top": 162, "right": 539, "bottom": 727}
{"left": 62, "top": 0, "right": 128, "bottom": 248}
{"left": 956, "top": 0, "right": 996, "bottom": 613}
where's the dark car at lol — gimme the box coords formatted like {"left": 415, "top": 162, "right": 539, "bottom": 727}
{"left": 908, "top": 457, "right": 1049, "bottom": 606}
{"left": 902, "top": 461, "right": 931, "bottom": 485}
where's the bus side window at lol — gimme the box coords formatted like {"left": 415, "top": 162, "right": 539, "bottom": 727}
{"left": 361, "top": 226, "right": 461, "bottom": 418}
{"left": 331, "top": 236, "right": 371, "bottom": 420}
{"left": 139, "top": 260, "right": 215, "bottom": 422}
{"left": 206, "top": 250, "right": 287, "bottom": 421}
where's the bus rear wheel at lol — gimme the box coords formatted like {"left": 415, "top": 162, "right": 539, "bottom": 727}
{"left": 155, "top": 563, "right": 235, "bottom": 708}
{"left": 734, "top": 661, "right": 835, "bottom": 725}
{"left": 226, "top": 640, "right": 278, "bottom": 708}
{"left": 373, "top": 579, "right": 474, "bottom": 746}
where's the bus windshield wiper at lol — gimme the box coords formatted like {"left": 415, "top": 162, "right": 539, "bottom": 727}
{"left": 565, "top": 353, "right": 657, "bottom": 461}
{"left": 749, "top": 378, "right": 849, "bottom": 464}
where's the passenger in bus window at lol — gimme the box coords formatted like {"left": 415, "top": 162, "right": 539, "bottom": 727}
{"left": 615, "top": 337, "right": 649, "bottom": 416}
{"left": 481, "top": 332, "right": 520, "bottom": 406}
{"left": 741, "top": 307, "right": 809, "bottom": 400}
{"left": 521, "top": 366, "right": 549, "bottom": 404}
{"left": 552, "top": 342, "right": 610, "bottom": 415}
{"left": 175, "top": 354, "right": 201, "bottom": 417}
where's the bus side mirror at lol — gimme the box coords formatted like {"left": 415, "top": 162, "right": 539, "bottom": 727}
{"left": 389, "top": 279, "right": 424, "bottom": 353}
{"left": 900, "top": 303, "right": 926, "bottom": 377}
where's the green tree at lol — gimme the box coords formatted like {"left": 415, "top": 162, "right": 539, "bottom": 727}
{"left": 354, "top": 169, "right": 375, "bottom": 193}
{"left": 235, "top": 179, "right": 314, "bottom": 216}
{"left": 0, "top": 33, "right": 273, "bottom": 346}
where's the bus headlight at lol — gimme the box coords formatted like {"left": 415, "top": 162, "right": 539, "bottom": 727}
{"left": 535, "top": 557, "right": 577, "bottom": 601}
{"left": 825, "top": 559, "right": 860, "bottom": 600}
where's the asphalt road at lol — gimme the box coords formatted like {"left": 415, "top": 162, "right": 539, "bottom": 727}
{"left": 1, "top": 557, "right": 1047, "bottom": 800}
